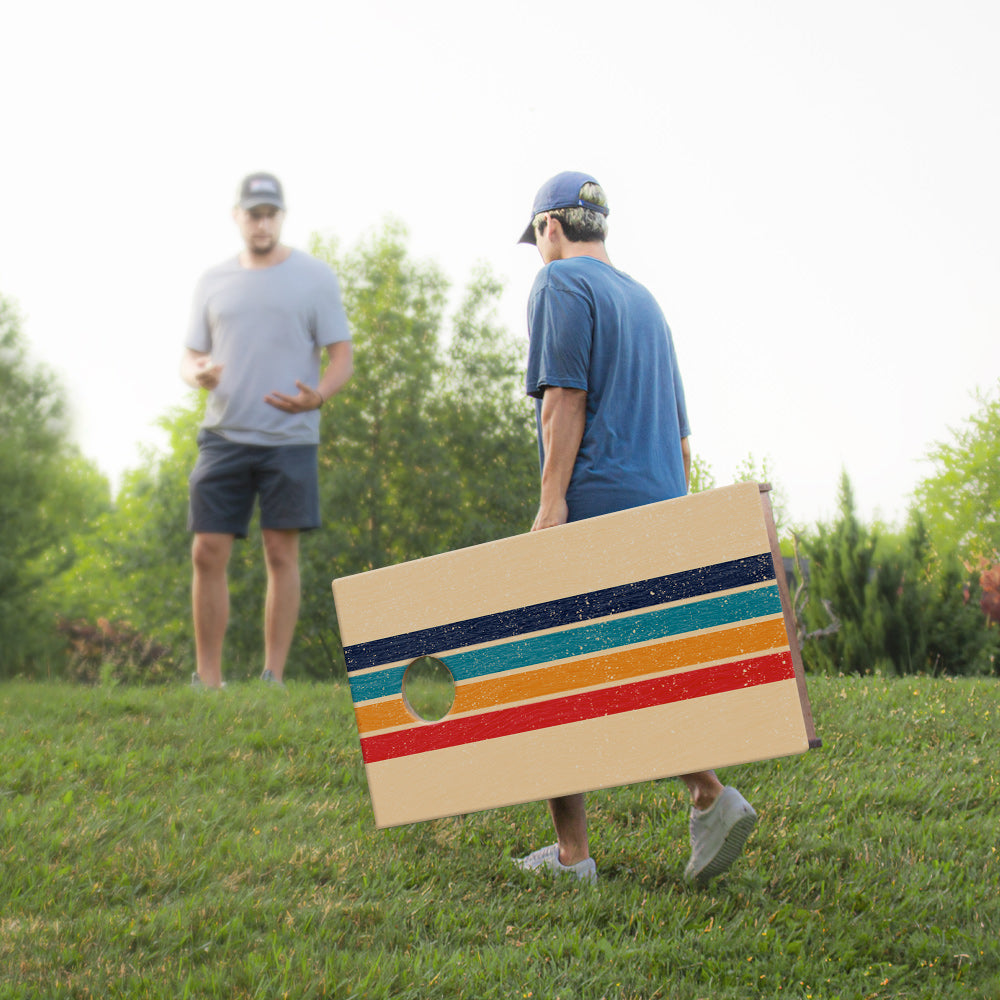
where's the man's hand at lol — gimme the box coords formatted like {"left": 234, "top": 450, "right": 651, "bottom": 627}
{"left": 532, "top": 498, "right": 569, "bottom": 531}
{"left": 264, "top": 380, "right": 324, "bottom": 413}
{"left": 191, "top": 355, "right": 223, "bottom": 390}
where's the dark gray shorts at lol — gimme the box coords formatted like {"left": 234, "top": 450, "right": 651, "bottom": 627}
{"left": 187, "top": 429, "right": 321, "bottom": 538}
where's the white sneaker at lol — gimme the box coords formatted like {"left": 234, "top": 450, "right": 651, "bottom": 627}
{"left": 191, "top": 672, "right": 226, "bottom": 690}
{"left": 685, "top": 786, "right": 757, "bottom": 886}
{"left": 514, "top": 843, "right": 597, "bottom": 884}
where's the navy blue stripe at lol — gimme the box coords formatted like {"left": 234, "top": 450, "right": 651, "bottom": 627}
{"left": 343, "top": 552, "right": 775, "bottom": 672}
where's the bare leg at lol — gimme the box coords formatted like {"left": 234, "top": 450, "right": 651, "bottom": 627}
{"left": 547, "top": 793, "right": 590, "bottom": 865}
{"left": 680, "top": 770, "right": 725, "bottom": 810}
{"left": 262, "top": 529, "right": 301, "bottom": 682}
{"left": 192, "top": 532, "right": 234, "bottom": 688}
{"left": 548, "top": 775, "right": 723, "bottom": 865}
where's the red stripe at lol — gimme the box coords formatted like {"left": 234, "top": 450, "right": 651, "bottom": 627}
{"left": 360, "top": 652, "right": 794, "bottom": 764}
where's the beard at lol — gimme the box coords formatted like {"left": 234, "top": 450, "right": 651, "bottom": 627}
{"left": 249, "top": 237, "right": 277, "bottom": 256}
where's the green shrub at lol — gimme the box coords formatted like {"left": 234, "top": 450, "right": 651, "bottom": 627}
{"left": 798, "top": 472, "right": 999, "bottom": 676}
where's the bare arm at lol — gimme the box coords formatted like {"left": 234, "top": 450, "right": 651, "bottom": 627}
{"left": 180, "top": 348, "right": 223, "bottom": 391}
{"left": 265, "top": 340, "right": 354, "bottom": 413}
{"left": 317, "top": 340, "right": 354, "bottom": 402}
{"left": 533, "top": 386, "right": 587, "bottom": 531}
{"left": 681, "top": 436, "right": 691, "bottom": 490}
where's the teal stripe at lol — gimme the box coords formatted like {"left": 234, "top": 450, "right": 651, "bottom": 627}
{"left": 349, "top": 585, "right": 783, "bottom": 705}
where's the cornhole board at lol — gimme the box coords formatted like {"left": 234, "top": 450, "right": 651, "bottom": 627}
{"left": 332, "top": 482, "right": 818, "bottom": 828}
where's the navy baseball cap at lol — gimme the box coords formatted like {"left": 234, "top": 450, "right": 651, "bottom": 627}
{"left": 238, "top": 172, "right": 285, "bottom": 210}
{"left": 518, "top": 170, "right": 609, "bottom": 244}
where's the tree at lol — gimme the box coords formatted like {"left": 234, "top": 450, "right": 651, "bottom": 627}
{"left": 688, "top": 454, "right": 717, "bottom": 494}
{"left": 687, "top": 451, "right": 788, "bottom": 536}
{"left": 798, "top": 471, "right": 997, "bottom": 676}
{"left": 54, "top": 400, "right": 202, "bottom": 663}
{"left": 913, "top": 381, "right": 1000, "bottom": 562}
{"left": 430, "top": 262, "right": 539, "bottom": 549}
{"left": 299, "top": 226, "right": 538, "bottom": 675}
{"left": 0, "top": 294, "right": 112, "bottom": 676}
{"left": 64, "top": 223, "right": 538, "bottom": 681}
{"left": 732, "top": 453, "right": 789, "bottom": 535}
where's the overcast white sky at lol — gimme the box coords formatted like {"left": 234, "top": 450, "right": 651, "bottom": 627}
{"left": 2, "top": 0, "right": 997, "bottom": 528}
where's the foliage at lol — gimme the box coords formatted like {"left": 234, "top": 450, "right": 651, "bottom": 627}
{"left": 688, "top": 452, "right": 789, "bottom": 536}
{"left": 0, "top": 675, "right": 997, "bottom": 999}
{"left": 732, "top": 452, "right": 789, "bottom": 535}
{"left": 51, "top": 400, "right": 203, "bottom": 671}
{"left": 914, "top": 380, "right": 1000, "bottom": 562}
{"left": 56, "top": 223, "right": 537, "bottom": 682}
{"left": 974, "top": 557, "right": 1000, "bottom": 624}
{"left": 300, "top": 226, "right": 538, "bottom": 676}
{"left": 687, "top": 453, "right": 717, "bottom": 494}
{"left": 0, "top": 294, "right": 112, "bottom": 676}
{"left": 57, "top": 617, "right": 179, "bottom": 685}
{"left": 798, "top": 471, "right": 998, "bottom": 676}
{"left": 309, "top": 227, "right": 536, "bottom": 573}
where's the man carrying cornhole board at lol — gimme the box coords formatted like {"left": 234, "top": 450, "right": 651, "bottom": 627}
{"left": 511, "top": 170, "right": 762, "bottom": 884}
{"left": 332, "top": 172, "right": 817, "bottom": 886}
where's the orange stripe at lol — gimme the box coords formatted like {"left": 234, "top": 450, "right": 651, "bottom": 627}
{"left": 353, "top": 617, "right": 789, "bottom": 735}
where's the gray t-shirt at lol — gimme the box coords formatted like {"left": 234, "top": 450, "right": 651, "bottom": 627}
{"left": 186, "top": 249, "right": 351, "bottom": 445}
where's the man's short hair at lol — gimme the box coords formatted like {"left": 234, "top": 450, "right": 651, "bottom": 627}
{"left": 533, "top": 181, "right": 609, "bottom": 243}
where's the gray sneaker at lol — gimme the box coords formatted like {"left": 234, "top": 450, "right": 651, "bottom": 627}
{"left": 191, "top": 672, "right": 226, "bottom": 690}
{"left": 514, "top": 843, "right": 597, "bottom": 884}
{"left": 260, "top": 669, "right": 286, "bottom": 689}
{"left": 684, "top": 786, "right": 757, "bottom": 886}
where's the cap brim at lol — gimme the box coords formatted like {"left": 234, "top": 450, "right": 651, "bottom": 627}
{"left": 240, "top": 197, "right": 285, "bottom": 210}
{"left": 517, "top": 220, "right": 536, "bottom": 245}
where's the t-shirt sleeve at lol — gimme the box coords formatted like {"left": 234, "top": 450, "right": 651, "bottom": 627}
{"left": 313, "top": 268, "right": 352, "bottom": 346}
{"left": 525, "top": 273, "right": 592, "bottom": 399}
{"left": 185, "top": 275, "right": 212, "bottom": 353}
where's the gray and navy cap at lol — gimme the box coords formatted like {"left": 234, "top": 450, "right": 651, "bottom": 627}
{"left": 518, "top": 170, "right": 609, "bottom": 244}
{"left": 238, "top": 172, "right": 285, "bottom": 210}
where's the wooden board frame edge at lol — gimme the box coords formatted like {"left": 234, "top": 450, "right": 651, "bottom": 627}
{"left": 757, "top": 482, "right": 821, "bottom": 748}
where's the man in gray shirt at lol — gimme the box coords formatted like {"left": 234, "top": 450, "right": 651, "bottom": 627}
{"left": 181, "top": 172, "right": 353, "bottom": 689}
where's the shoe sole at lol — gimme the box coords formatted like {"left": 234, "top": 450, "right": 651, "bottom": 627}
{"left": 692, "top": 812, "right": 757, "bottom": 886}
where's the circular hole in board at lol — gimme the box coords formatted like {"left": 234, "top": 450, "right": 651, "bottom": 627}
{"left": 401, "top": 656, "right": 456, "bottom": 722}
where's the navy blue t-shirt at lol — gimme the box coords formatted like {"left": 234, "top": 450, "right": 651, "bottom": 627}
{"left": 525, "top": 256, "right": 690, "bottom": 521}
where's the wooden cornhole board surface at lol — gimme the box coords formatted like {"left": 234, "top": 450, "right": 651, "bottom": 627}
{"left": 332, "top": 482, "right": 817, "bottom": 828}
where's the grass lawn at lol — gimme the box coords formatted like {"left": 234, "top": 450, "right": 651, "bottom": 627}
{"left": 0, "top": 674, "right": 996, "bottom": 999}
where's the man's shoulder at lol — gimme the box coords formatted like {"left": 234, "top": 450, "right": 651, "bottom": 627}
{"left": 539, "top": 258, "right": 666, "bottom": 325}
{"left": 198, "top": 255, "right": 242, "bottom": 280}
{"left": 553, "top": 256, "right": 626, "bottom": 282}
{"left": 279, "top": 249, "right": 343, "bottom": 297}
{"left": 537, "top": 256, "right": 633, "bottom": 296}
{"left": 534, "top": 257, "right": 591, "bottom": 292}
{"left": 562, "top": 257, "right": 658, "bottom": 303}
{"left": 191, "top": 256, "right": 242, "bottom": 300}
{"left": 286, "top": 248, "right": 337, "bottom": 276}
